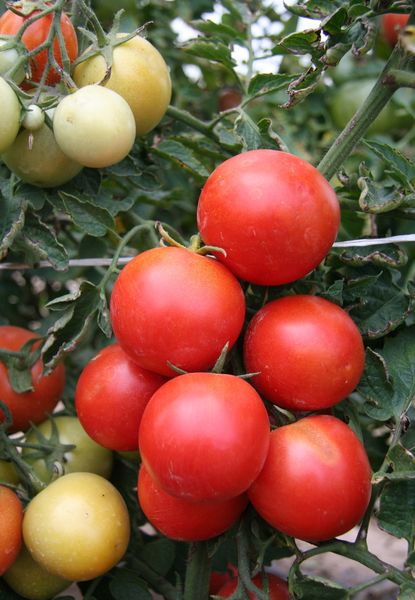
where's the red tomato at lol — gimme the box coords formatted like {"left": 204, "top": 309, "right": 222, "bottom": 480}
{"left": 248, "top": 415, "right": 372, "bottom": 542}
{"left": 217, "top": 572, "right": 289, "bottom": 599}
{"left": 0, "top": 326, "right": 65, "bottom": 432}
{"left": 0, "top": 4, "right": 78, "bottom": 85}
{"left": 197, "top": 150, "right": 340, "bottom": 286}
{"left": 209, "top": 564, "right": 237, "bottom": 595}
{"left": 381, "top": 13, "right": 409, "bottom": 47}
{"left": 110, "top": 247, "right": 246, "bottom": 377}
{"left": 138, "top": 465, "right": 248, "bottom": 541}
{"left": 243, "top": 295, "right": 365, "bottom": 411}
{"left": 0, "top": 485, "right": 23, "bottom": 575}
{"left": 75, "top": 344, "right": 166, "bottom": 451}
{"left": 139, "top": 372, "right": 270, "bottom": 502}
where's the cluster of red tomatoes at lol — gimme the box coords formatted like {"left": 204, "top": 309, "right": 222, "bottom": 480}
{"left": 0, "top": 1, "right": 171, "bottom": 187}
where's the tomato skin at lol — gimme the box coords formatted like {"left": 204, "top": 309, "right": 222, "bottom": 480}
{"left": 244, "top": 295, "right": 365, "bottom": 411}
{"left": 0, "top": 486, "right": 23, "bottom": 575}
{"left": 217, "top": 573, "right": 289, "bottom": 599}
{"left": 0, "top": 77, "right": 21, "bottom": 153}
{"left": 0, "top": 7, "right": 78, "bottom": 85}
{"left": 139, "top": 372, "right": 270, "bottom": 502}
{"left": 73, "top": 34, "right": 172, "bottom": 136}
{"left": 197, "top": 149, "right": 340, "bottom": 286}
{"left": 22, "top": 415, "right": 114, "bottom": 483}
{"left": 138, "top": 465, "right": 248, "bottom": 541}
{"left": 23, "top": 472, "right": 130, "bottom": 581}
{"left": 110, "top": 247, "right": 246, "bottom": 377}
{"left": 3, "top": 543, "right": 70, "bottom": 600}
{"left": 381, "top": 13, "right": 409, "bottom": 47}
{"left": 75, "top": 344, "right": 166, "bottom": 451}
{"left": 0, "top": 326, "right": 65, "bottom": 432}
{"left": 248, "top": 415, "right": 372, "bottom": 542}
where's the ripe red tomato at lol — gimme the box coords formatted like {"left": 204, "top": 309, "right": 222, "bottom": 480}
{"left": 381, "top": 13, "right": 409, "bottom": 47}
{"left": 0, "top": 4, "right": 78, "bottom": 85}
{"left": 197, "top": 150, "right": 340, "bottom": 286}
{"left": 139, "top": 372, "right": 270, "bottom": 502}
{"left": 0, "top": 326, "right": 65, "bottom": 432}
{"left": 248, "top": 415, "right": 372, "bottom": 542}
{"left": 0, "top": 485, "right": 23, "bottom": 575}
{"left": 138, "top": 465, "right": 248, "bottom": 541}
{"left": 244, "top": 295, "right": 365, "bottom": 411}
{"left": 75, "top": 344, "right": 166, "bottom": 451}
{"left": 110, "top": 247, "right": 246, "bottom": 377}
{"left": 217, "top": 572, "right": 289, "bottom": 599}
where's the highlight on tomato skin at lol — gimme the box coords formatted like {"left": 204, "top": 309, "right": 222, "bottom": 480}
{"left": 138, "top": 465, "right": 249, "bottom": 542}
{"left": 248, "top": 415, "right": 372, "bottom": 543}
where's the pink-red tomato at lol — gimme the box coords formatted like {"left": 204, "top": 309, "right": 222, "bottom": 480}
{"left": 217, "top": 572, "right": 289, "bottom": 599}
{"left": 0, "top": 5, "right": 78, "bottom": 85}
{"left": 0, "top": 326, "right": 65, "bottom": 432}
{"left": 139, "top": 372, "right": 270, "bottom": 502}
{"left": 248, "top": 415, "right": 372, "bottom": 542}
{"left": 197, "top": 150, "right": 340, "bottom": 286}
{"left": 110, "top": 247, "right": 246, "bottom": 377}
{"left": 138, "top": 465, "right": 248, "bottom": 542}
{"left": 75, "top": 344, "right": 166, "bottom": 451}
{"left": 244, "top": 295, "right": 365, "bottom": 411}
{"left": 381, "top": 13, "right": 409, "bottom": 47}
{"left": 0, "top": 485, "right": 23, "bottom": 575}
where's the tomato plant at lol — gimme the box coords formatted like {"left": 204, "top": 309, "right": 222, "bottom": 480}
{"left": 197, "top": 149, "right": 340, "bottom": 285}
{"left": 23, "top": 472, "right": 130, "bottom": 581}
{"left": 244, "top": 295, "right": 365, "bottom": 411}
{"left": 0, "top": 485, "right": 23, "bottom": 575}
{"left": 73, "top": 33, "right": 172, "bottom": 136}
{"left": 0, "top": 326, "right": 65, "bottom": 432}
{"left": 248, "top": 415, "right": 372, "bottom": 542}
{"left": 139, "top": 372, "right": 270, "bottom": 501}
{"left": 138, "top": 464, "right": 248, "bottom": 541}
{"left": 110, "top": 246, "right": 246, "bottom": 377}
{"left": 0, "top": 4, "right": 78, "bottom": 85}
{"left": 75, "top": 343, "right": 166, "bottom": 451}
{"left": 217, "top": 572, "right": 290, "bottom": 599}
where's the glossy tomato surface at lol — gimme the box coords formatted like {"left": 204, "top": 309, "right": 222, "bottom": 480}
{"left": 138, "top": 465, "right": 248, "bottom": 541}
{"left": 0, "top": 7, "right": 78, "bottom": 85}
{"left": 0, "top": 77, "right": 21, "bottom": 153}
{"left": 110, "top": 247, "right": 246, "bottom": 377}
{"left": 197, "top": 149, "right": 340, "bottom": 286}
{"left": 248, "top": 415, "right": 372, "bottom": 542}
{"left": 75, "top": 344, "right": 166, "bottom": 451}
{"left": 0, "top": 486, "right": 23, "bottom": 575}
{"left": 217, "top": 572, "right": 289, "bottom": 599}
{"left": 244, "top": 295, "right": 365, "bottom": 411}
{"left": 0, "top": 326, "right": 65, "bottom": 432}
{"left": 139, "top": 372, "right": 270, "bottom": 502}
{"left": 381, "top": 13, "right": 409, "bottom": 47}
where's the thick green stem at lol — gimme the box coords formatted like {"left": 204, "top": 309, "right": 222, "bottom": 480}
{"left": 183, "top": 542, "right": 211, "bottom": 600}
{"left": 166, "top": 105, "right": 217, "bottom": 138}
{"left": 236, "top": 518, "right": 269, "bottom": 600}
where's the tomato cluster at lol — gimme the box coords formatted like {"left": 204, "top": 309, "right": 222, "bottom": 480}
{"left": 0, "top": 2, "right": 171, "bottom": 186}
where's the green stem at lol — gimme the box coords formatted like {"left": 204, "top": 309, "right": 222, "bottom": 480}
{"left": 236, "top": 518, "right": 269, "bottom": 600}
{"left": 183, "top": 542, "right": 211, "bottom": 600}
{"left": 166, "top": 105, "right": 217, "bottom": 138}
{"left": 129, "top": 559, "right": 179, "bottom": 600}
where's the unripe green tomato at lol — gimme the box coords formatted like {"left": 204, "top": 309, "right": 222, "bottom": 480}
{"left": 3, "top": 544, "right": 70, "bottom": 600}
{"left": 0, "top": 38, "right": 25, "bottom": 84}
{"left": 73, "top": 34, "right": 172, "bottom": 136}
{"left": 0, "top": 76, "right": 21, "bottom": 153}
{"left": 0, "top": 459, "right": 19, "bottom": 485}
{"left": 2, "top": 121, "right": 82, "bottom": 187}
{"left": 22, "top": 104, "right": 45, "bottom": 131}
{"left": 22, "top": 415, "right": 113, "bottom": 483}
{"left": 329, "top": 78, "right": 413, "bottom": 135}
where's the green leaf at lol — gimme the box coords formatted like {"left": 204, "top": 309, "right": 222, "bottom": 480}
{"left": 364, "top": 140, "right": 415, "bottom": 186}
{"left": 292, "top": 574, "right": 349, "bottom": 599}
{"left": 338, "top": 244, "right": 407, "bottom": 268}
{"left": 97, "top": 290, "right": 112, "bottom": 338}
{"left": 14, "top": 183, "right": 48, "bottom": 210}
{"left": 321, "top": 6, "right": 348, "bottom": 34}
{"left": 247, "top": 73, "right": 299, "bottom": 98}
{"left": 191, "top": 19, "right": 242, "bottom": 40}
{"left": 139, "top": 538, "right": 176, "bottom": 576}
{"left": 153, "top": 139, "right": 210, "bottom": 179}
{"left": 358, "top": 177, "right": 406, "bottom": 213}
{"left": 184, "top": 40, "right": 236, "bottom": 71}
{"left": 15, "top": 213, "right": 68, "bottom": 271}
{"left": 109, "top": 570, "right": 152, "bottom": 600}
{"left": 358, "top": 348, "right": 395, "bottom": 421}
{"left": 0, "top": 184, "right": 26, "bottom": 260}
{"left": 59, "top": 192, "right": 115, "bottom": 237}
{"left": 399, "top": 583, "right": 415, "bottom": 599}
{"left": 380, "top": 327, "right": 415, "bottom": 419}
{"left": 277, "top": 29, "right": 321, "bottom": 56}
{"left": 234, "top": 112, "right": 263, "bottom": 151}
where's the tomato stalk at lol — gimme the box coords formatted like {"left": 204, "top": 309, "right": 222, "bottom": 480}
{"left": 183, "top": 542, "right": 212, "bottom": 600}
{"left": 317, "top": 4, "right": 415, "bottom": 181}
{"left": 235, "top": 517, "right": 270, "bottom": 600}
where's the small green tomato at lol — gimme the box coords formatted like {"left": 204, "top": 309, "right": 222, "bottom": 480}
{"left": 22, "top": 104, "right": 45, "bottom": 131}
{"left": 0, "top": 76, "right": 21, "bottom": 153}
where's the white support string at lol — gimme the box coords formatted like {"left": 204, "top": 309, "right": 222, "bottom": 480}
{"left": 0, "top": 234, "right": 414, "bottom": 271}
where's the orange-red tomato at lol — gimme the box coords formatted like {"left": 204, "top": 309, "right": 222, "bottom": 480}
{"left": 381, "top": 13, "right": 409, "bottom": 47}
{"left": 0, "top": 325, "right": 65, "bottom": 432}
{"left": 0, "top": 485, "right": 23, "bottom": 575}
{"left": 217, "top": 572, "right": 289, "bottom": 599}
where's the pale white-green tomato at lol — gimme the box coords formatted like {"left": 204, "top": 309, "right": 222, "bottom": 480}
{"left": 2, "top": 122, "right": 82, "bottom": 187}
{"left": 0, "top": 76, "right": 21, "bottom": 153}
{"left": 73, "top": 34, "right": 172, "bottom": 136}
{"left": 53, "top": 84, "right": 136, "bottom": 168}
{"left": 22, "top": 104, "right": 45, "bottom": 131}
{"left": 3, "top": 544, "right": 70, "bottom": 600}
{"left": 0, "top": 38, "right": 25, "bottom": 84}
{"left": 23, "top": 472, "right": 131, "bottom": 581}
